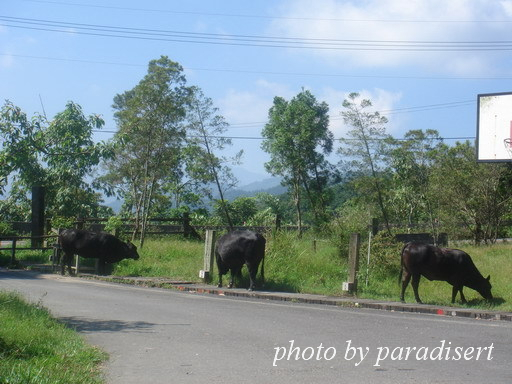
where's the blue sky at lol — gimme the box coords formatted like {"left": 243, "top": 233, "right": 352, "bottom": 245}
{"left": 2, "top": 0, "right": 512, "bottom": 184}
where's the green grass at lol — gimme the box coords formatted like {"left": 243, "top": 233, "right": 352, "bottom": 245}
{"left": 113, "top": 236, "right": 205, "bottom": 281}
{"left": 0, "top": 291, "right": 107, "bottom": 384}
{"left": 0, "top": 249, "right": 51, "bottom": 268}
{"left": 113, "top": 233, "right": 347, "bottom": 295}
{"left": 359, "top": 242, "right": 512, "bottom": 311}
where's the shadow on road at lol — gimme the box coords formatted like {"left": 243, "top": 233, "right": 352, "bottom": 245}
{"left": 0, "top": 269, "right": 44, "bottom": 280}
{"left": 59, "top": 316, "right": 156, "bottom": 333}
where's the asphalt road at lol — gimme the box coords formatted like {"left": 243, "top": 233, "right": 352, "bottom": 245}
{"left": 1, "top": 270, "right": 511, "bottom": 384}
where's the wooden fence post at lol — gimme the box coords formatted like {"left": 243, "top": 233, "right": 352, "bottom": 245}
{"left": 183, "top": 212, "right": 191, "bottom": 238}
{"left": 200, "top": 230, "right": 216, "bottom": 283}
{"left": 31, "top": 186, "right": 45, "bottom": 248}
{"left": 343, "top": 233, "right": 361, "bottom": 293}
{"left": 10, "top": 238, "right": 17, "bottom": 266}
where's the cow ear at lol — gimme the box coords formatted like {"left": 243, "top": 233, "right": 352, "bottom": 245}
{"left": 486, "top": 275, "right": 491, "bottom": 281}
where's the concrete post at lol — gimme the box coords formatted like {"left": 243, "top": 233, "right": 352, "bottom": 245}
{"left": 343, "top": 233, "right": 361, "bottom": 293}
{"left": 201, "top": 230, "right": 216, "bottom": 283}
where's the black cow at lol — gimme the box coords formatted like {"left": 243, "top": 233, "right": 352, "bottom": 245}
{"left": 215, "top": 230, "right": 265, "bottom": 291}
{"left": 58, "top": 229, "right": 140, "bottom": 276}
{"left": 400, "top": 242, "right": 492, "bottom": 304}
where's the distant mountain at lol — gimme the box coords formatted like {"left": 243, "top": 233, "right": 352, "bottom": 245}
{"left": 223, "top": 177, "right": 286, "bottom": 200}
{"left": 104, "top": 175, "right": 286, "bottom": 213}
{"left": 237, "top": 177, "right": 282, "bottom": 192}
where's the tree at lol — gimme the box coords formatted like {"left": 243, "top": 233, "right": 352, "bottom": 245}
{"left": 430, "top": 141, "right": 512, "bottom": 244}
{"left": 338, "top": 93, "right": 392, "bottom": 234}
{"left": 103, "top": 56, "right": 192, "bottom": 246}
{"left": 183, "top": 87, "right": 241, "bottom": 229}
{"left": 387, "top": 129, "right": 443, "bottom": 238}
{"left": 261, "top": 89, "right": 334, "bottom": 234}
{"left": 0, "top": 101, "right": 113, "bottom": 220}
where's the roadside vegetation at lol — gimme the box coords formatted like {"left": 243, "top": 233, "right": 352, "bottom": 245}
{"left": 4, "top": 231, "right": 510, "bottom": 312}
{"left": 0, "top": 291, "right": 107, "bottom": 384}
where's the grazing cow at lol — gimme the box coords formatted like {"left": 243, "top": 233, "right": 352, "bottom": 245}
{"left": 400, "top": 242, "right": 492, "bottom": 304}
{"left": 58, "top": 229, "right": 139, "bottom": 276}
{"left": 215, "top": 230, "right": 265, "bottom": 291}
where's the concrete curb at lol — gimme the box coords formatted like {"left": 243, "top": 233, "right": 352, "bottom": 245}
{"left": 86, "top": 275, "right": 512, "bottom": 322}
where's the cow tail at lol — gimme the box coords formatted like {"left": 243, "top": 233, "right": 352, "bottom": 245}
{"left": 398, "top": 243, "right": 407, "bottom": 286}
{"left": 261, "top": 252, "right": 265, "bottom": 284}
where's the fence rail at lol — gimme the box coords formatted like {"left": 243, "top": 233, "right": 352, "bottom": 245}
{"left": 0, "top": 234, "right": 59, "bottom": 266}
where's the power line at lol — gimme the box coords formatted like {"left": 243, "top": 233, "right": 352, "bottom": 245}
{"left": 2, "top": 15, "right": 512, "bottom": 51}
{"left": 17, "top": 0, "right": 512, "bottom": 24}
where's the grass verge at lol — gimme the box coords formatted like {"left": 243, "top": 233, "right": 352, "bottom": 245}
{"left": 5, "top": 232, "right": 511, "bottom": 312}
{"left": 0, "top": 291, "right": 107, "bottom": 384}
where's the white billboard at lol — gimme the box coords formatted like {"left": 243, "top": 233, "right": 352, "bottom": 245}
{"left": 477, "top": 92, "right": 512, "bottom": 162}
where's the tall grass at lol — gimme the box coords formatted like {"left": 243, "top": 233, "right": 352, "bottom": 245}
{"left": 0, "top": 291, "right": 107, "bottom": 384}
{"left": 264, "top": 231, "right": 347, "bottom": 295}
{"left": 359, "top": 237, "right": 512, "bottom": 311}
{"left": 113, "top": 236, "right": 205, "bottom": 281}
{"left": 112, "top": 232, "right": 347, "bottom": 295}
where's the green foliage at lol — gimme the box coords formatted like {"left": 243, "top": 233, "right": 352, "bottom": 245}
{"left": 0, "top": 100, "right": 113, "bottom": 219}
{"left": 429, "top": 142, "right": 512, "bottom": 243}
{"left": 0, "top": 221, "right": 15, "bottom": 236}
{"left": 0, "top": 291, "right": 106, "bottom": 383}
{"left": 213, "top": 196, "right": 258, "bottom": 226}
{"left": 338, "top": 92, "right": 392, "bottom": 234}
{"left": 104, "top": 216, "right": 123, "bottom": 234}
{"left": 50, "top": 216, "right": 75, "bottom": 230}
{"left": 184, "top": 87, "right": 241, "bottom": 228}
{"left": 262, "top": 89, "right": 335, "bottom": 230}
{"left": 324, "top": 200, "right": 374, "bottom": 257}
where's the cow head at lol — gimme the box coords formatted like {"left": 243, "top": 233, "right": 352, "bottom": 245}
{"left": 125, "top": 242, "right": 140, "bottom": 260}
{"left": 477, "top": 275, "right": 493, "bottom": 301}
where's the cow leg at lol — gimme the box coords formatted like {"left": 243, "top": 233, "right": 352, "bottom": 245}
{"left": 460, "top": 288, "right": 466, "bottom": 304}
{"left": 228, "top": 267, "right": 241, "bottom": 288}
{"left": 61, "top": 253, "right": 74, "bottom": 276}
{"left": 248, "top": 266, "right": 258, "bottom": 291}
{"left": 228, "top": 269, "right": 235, "bottom": 288}
{"left": 453, "top": 285, "right": 466, "bottom": 304}
{"left": 400, "top": 270, "right": 412, "bottom": 302}
{"left": 98, "top": 259, "right": 106, "bottom": 275}
{"left": 217, "top": 262, "right": 227, "bottom": 288}
{"left": 411, "top": 274, "right": 422, "bottom": 304}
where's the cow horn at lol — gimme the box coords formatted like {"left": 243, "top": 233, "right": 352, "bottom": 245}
{"left": 486, "top": 275, "right": 491, "bottom": 281}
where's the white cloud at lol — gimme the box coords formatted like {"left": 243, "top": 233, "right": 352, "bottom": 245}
{"left": 321, "top": 87, "right": 403, "bottom": 137}
{"left": 218, "top": 80, "right": 297, "bottom": 126}
{"left": 502, "top": 0, "right": 512, "bottom": 15}
{"left": 219, "top": 80, "right": 403, "bottom": 140}
{"left": 269, "top": 0, "right": 511, "bottom": 76}
{"left": 218, "top": 88, "right": 271, "bottom": 126}
{"left": 0, "top": 53, "right": 14, "bottom": 68}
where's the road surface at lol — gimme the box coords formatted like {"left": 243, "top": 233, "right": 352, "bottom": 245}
{"left": 1, "top": 270, "right": 511, "bottom": 384}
